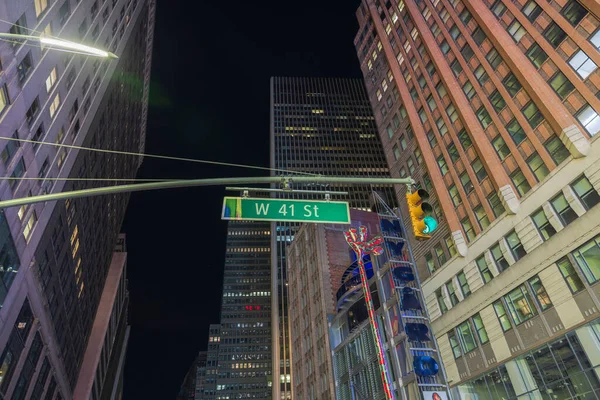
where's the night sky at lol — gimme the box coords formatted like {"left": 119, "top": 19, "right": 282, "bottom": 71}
{"left": 121, "top": 0, "right": 362, "bottom": 398}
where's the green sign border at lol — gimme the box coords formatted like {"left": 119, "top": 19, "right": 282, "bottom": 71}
{"left": 221, "top": 197, "right": 351, "bottom": 224}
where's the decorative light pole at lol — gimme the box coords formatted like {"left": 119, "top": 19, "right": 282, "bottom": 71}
{"left": 344, "top": 225, "right": 395, "bottom": 400}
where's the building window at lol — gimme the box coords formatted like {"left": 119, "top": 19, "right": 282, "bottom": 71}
{"left": 463, "top": 81, "right": 476, "bottom": 100}
{"left": 457, "top": 321, "right": 477, "bottom": 353}
{"left": 522, "top": 103, "right": 544, "bottom": 132}
{"left": 400, "top": 167, "right": 407, "bottom": 178}
{"left": 506, "top": 119, "right": 527, "bottom": 144}
{"left": 543, "top": 22, "right": 567, "bottom": 48}
{"left": 449, "top": 332, "right": 462, "bottom": 358}
{"left": 458, "top": 129, "right": 472, "bottom": 149}
{"left": 49, "top": 94, "right": 61, "bottom": 119}
{"left": 523, "top": 0, "right": 542, "bottom": 21}
{"left": 437, "top": 156, "right": 449, "bottom": 175}
{"left": 489, "top": 90, "right": 506, "bottom": 112}
{"left": 511, "top": 168, "right": 531, "bottom": 196}
{"left": 0, "top": 85, "right": 9, "bottom": 116}
{"left": 551, "top": 193, "right": 578, "bottom": 226}
{"left": 415, "top": 148, "right": 423, "bottom": 165}
{"left": 474, "top": 66, "right": 489, "bottom": 84}
{"left": 424, "top": 173, "right": 433, "bottom": 192}
{"left": 493, "top": 301, "right": 512, "bottom": 331}
{"left": 488, "top": 192, "right": 505, "bottom": 217}
{"left": 427, "top": 131, "right": 437, "bottom": 148}
{"left": 569, "top": 50, "right": 597, "bottom": 79}
{"left": 436, "top": 118, "right": 448, "bottom": 136}
{"left": 407, "top": 158, "right": 415, "bottom": 174}
{"left": 446, "top": 104, "right": 458, "bottom": 123}
{"left": 434, "top": 243, "right": 447, "bottom": 266}
{"left": 1, "top": 132, "right": 19, "bottom": 166}
{"left": 393, "top": 114, "right": 401, "bottom": 128}
{"left": 505, "top": 285, "right": 536, "bottom": 324}
{"left": 34, "top": 0, "right": 48, "bottom": 17}
{"left": 26, "top": 97, "right": 40, "bottom": 126}
{"left": 471, "top": 158, "right": 487, "bottom": 182}
{"left": 393, "top": 145, "right": 400, "bottom": 160}
{"left": 492, "top": 0, "right": 507, "bottom": 17}
{"left": 528, "top": 276, "right": 553, "bottom": 311}
{"left": 460, "top": 172, "right": 473, "bottom": 194}
{"left": 9, "top": 158, "right": 26, "bottom": 190}
{"left": 386, "top": 124, "right": 394, "bottom": 139}
{"left": 24, "top": 211, "right": 37, "bottom": 241}
{"left": 446, "top": 236, "right": 457, "bottom": 257}
{"left": 441, "top": 40, "right": 450, "bottom": 54}
{"left": 544, "top": 136, "right": 570, "bottom": 164}
{"left": 476, "top": 107, "right": 492, "bottom": 129}
{"left": 418, "top": 107, "right": 428, "bottom": 122}
{"left": 531, "top": 208, "right": 556, "bottom": 241}
{"left": 503, "top": 73, "right": 522, "bottom": 96}
{"left": 436, "top": 82, "right": 447, "bottom": 98}
{"left": 557, "top": 257, "right": 584, "bottom": 293}
{"left": 490, "top": 243, "right": 509, "bottom": 272}
{"left": 17, "top": 53, "right": 33, "bottom": 83}
{"left": 434, "top": 202, "right": 444, "bottom": 221}
{"left": 32, "top": 125, "right": 44, "bottom": 151}
{"left": 562, "top": 0, "right": 587, "bottom": 26}
{"left": 59, "top": 1, "right": 70, "bottom": 25}
{"left": 427, "top": 95, "right": 437, "bottom": 111}
{"left": 400, "top": 135, "right": 407, "bottom": 150}
{"left": 474, "top": 205, "right": 490, "bottom": 230}
{"left": 376, "top": 90, "right": 382, "bottom": 101}
{"left": 451, "top": 59, "right": 463, "bottom": 77}
{"left": 571, "top": 176, "right": 600, "bottom": 210}
{"left": 576, "top": 104, "right": 600, "bottom": 135}
{"left": 426, "top": 253, "right": 435, "bottom": 273}
{"left": 457, "top": 271, "right": 471, "bottom": 298}
{"left": 447, "top": 281, "right": 459, "bottom": 306}
{"left": 447, "top": 143, "right": 459, "bottom": 163}
{"left": 472, "top": 314, "right": 488, "bottom": 344}
{"left": 573, "top": 236, "right": 600, "bottom": 284}
{"left": 549, "top": 71, "right": 575, "bottom": 100}
{"left": 449, "top": 184, "right": 461, "bottom": 206}
{"left": 527, "top": 152, "right": 549, "bottom": 182}
{"left": 506, "top": 231, "right": 526, "bottom": 261}
{"left": 486, "top": 48, "right": 503, "bottom": 69}
{"left": 45, "top": 67, "right": 58, "bottom": 92}
{"left": 473, "top": 27, "right": 487, "bottom": 46}
{"left": 462, "top": 217, "right": 476, "bottom": 242}
{"left": 507, "top": 20, "right": 526, "bottom": 43}
{"left": 437, "top": 288, "right": 448, "bottom": 314}
{"left": 525, "top": 43, "right": 548, "bottom": 69}
{"left": 476, "top": 255, "right": 493, "bottom": 283}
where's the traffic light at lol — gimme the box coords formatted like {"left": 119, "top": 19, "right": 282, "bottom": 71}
{"left": 406, "top": 189, "right": 438, "bottom": 240}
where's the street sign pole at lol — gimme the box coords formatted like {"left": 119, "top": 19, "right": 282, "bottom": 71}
{"left": 0, "top": 176, "right": 415, "bottom": 209}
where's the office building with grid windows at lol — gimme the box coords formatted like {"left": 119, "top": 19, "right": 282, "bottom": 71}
{"left": 0, "top": 0, "right": 154, "bottom": 398}
{"left": 354, "top": 0, "right": 600, "bottom": 398}
{"left": 269, "top": 77, "right": 396, "bottom": 399}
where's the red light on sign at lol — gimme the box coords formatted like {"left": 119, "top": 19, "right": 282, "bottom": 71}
{"left": 245, "top": 305, "right": 262, "bottom": 311}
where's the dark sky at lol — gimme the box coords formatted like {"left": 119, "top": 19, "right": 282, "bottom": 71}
{"left": 122, "top": 0, "right": 362, "bottom": 398}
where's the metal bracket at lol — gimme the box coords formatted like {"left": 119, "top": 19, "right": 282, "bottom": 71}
{"left": 242, "top": 190, "right": 249, "bottom": 198}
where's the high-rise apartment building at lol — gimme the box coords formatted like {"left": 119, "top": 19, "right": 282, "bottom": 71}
{"left": 214, "top": 221, "right": 272, "bottom": 399}
{"left": 201, "top": 324, "right": 221, "bottom": 399}
{"left": 178, "top": 352, "right": 207, "bottom": 400}
{"left": 269, "top": 77, "right": 396, "bottom": 399}
{"left": 0, "top": 0, "right": 154, "bottom": 398}
{"left": 355, "top": 0, "right": 600, "bottom": 398}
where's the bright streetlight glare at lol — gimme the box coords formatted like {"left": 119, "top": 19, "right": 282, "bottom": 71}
{"left": 0, "top": 32, "right": 117, "bottom": 58}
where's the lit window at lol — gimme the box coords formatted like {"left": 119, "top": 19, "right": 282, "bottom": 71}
{"left": 376, "top": 90, "right": 382, "bottom": 101}
{"left": 49, "top": 94, "right": 60, "bottom": 118}
{"left": 569, "top": 50, "right": 597, "bottom": 79}
{"left": 0, "top": 85, "right": 9, "bottom": 116}
{"left": 576, "top": 104, "right": 600, "bottom": 135}
{"left": 368, "top": 59, "right": 373, "bottom": 70}
{"left": 24, "top": 211, "right": 37, "bottom": 241}
{"left": 504, "top": 285, "right": 536, "bottom": 324}
{"left": 34, "top": 0, "right": 48, "bottom": 17}
{"left": 45, "top": 67, "right": 57, "bottom": 92}
{"left": 382, "top": 80, "right": 388, "bottom": 92}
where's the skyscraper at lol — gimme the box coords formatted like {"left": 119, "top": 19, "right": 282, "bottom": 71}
{"left": 355, "top": 0, "right": 600, "bottom": 397}
{"left": 0, "top": 0, "right": 154, "bottom": 398}
{"left": 178, "top": 352, "right": 207, "bottom": 400}
{"left": 270, "top": 77, "right": 397, "bottom": 399}
{"left": 215, "top": 221, "right": 272, "bottom": 399}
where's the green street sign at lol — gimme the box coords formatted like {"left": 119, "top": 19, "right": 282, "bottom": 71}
{"left": 221, "top": 197, "right": 351, "bottom": 224}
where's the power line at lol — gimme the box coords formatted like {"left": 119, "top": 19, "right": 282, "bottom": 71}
{"left": 0, "top": 136, "right": 320, "bottom": 177}
{"left": 0, "top": 177, "right": 177, "bottom": 182}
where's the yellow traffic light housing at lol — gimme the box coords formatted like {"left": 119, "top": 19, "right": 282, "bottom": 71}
{"left": 406, "top": 189, "right": 438, "bottom": 240}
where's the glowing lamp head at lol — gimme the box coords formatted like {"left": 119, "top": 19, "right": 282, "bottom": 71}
{"left": 422, "top": 216, "right": 438, "bottom": 234}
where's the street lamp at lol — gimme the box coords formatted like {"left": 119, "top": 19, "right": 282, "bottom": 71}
{"left": 0, "top": 32, "right": 118, "bottom": 58}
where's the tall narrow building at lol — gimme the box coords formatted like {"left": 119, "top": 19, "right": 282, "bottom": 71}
{"left": 0, "top": 0, "right": 154, "bottom": 398}
{"left": 215, "top": 221, "right": 272, "bottom": 399}
{"left": 355, "top": 0, "right": 600, "bottom": 398}
{"left": 269, "top": 77, "right": 396, "bottom": 399}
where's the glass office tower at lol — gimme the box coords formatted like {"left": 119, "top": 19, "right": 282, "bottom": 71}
{"left": 270, "top": 77, "right": 396, "bottom": 399}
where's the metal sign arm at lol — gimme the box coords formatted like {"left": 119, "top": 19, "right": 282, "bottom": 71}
{"left": 0, "top": 176, "right": 415, "bottom": 209}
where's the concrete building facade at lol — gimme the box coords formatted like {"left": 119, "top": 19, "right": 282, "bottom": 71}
{"left": 354, "top": 0, "right": 600, "bottom": 398}
{"left": 0, "top": 0, "right": 154, "bottom": 398}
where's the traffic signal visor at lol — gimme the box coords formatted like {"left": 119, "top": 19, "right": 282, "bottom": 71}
{"left": 406, "top": 189, "right": 438, "bottom": 240}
